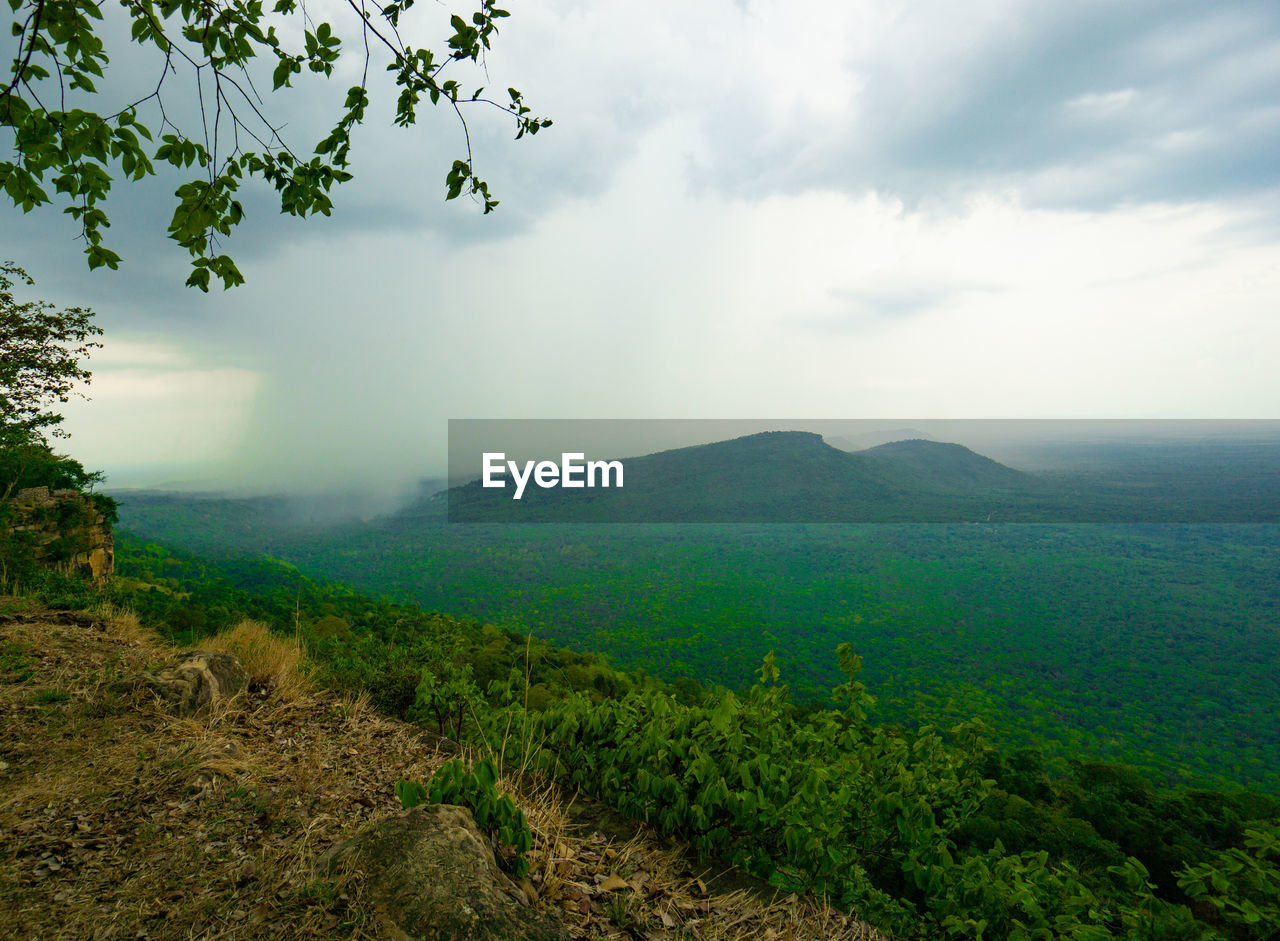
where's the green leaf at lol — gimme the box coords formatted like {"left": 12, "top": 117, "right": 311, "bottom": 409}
{"left": 185, "top": 267, "right": 211, "bottom": 292}
{"left": 395, "top": 779, "right": 428, "bottom": 809}
{"left": 272, "top": 58, "right": 293, "bottom": 90}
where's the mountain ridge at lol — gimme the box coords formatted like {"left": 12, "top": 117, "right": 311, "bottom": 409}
{"left": 447, "top": 431, "right": 1056, "bottom": 522}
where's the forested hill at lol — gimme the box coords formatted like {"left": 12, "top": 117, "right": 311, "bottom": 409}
{"left": 444, "top": 431, "right": 1280, "bottom": 522}
{"left": 447, "top": 431, "right": 1053, "bottom": 522}
{"left": 857, "top": 439, "right": 1031, "bottom": 490}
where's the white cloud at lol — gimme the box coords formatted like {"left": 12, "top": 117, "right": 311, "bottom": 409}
{"left": 1065, "top": 89, "right": 1138, "bottom": 118}
{"left": 125, "top": 123, "right": 1277, "bottom": 487}
{"left": 58, "top": 338, "right": 261, "bottom": 473}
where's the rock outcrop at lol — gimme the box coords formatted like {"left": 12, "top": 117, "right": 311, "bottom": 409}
{"left": 137, "top": 650, "right": 249, "bottom": 715}
{"left": 4, "top": 486, "right": 114, "bottom": 580}
{"left": 324, "top": 804, "right": 569, "bottom": 941}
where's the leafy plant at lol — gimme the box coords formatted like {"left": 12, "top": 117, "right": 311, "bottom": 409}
{"left": 408, "top": 661, "right": 482, "bottom": 740}
{"left": 24, "top": 569, "right": 102, "bottom": 609}
{"left": 1179, "top": 824, "right": 1280, "bottom": 936}
{"left": 512, "top": 652, "right": 1215, "bottom": 938}
{"left": 0, "top": 262, "right": 101, "bottom": 455}
{"left": 396, "top": 758, "right": 533, "bottom": 878}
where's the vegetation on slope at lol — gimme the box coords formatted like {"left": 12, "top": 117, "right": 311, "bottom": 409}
{"left": 0, "top": 595, "right": 878, "bottom": 941}
{"left": 116, "top": 494, "right": 1280, "bottom": 794}
{"left": 15, "top": 537, "right": 1271, "bottom": 939}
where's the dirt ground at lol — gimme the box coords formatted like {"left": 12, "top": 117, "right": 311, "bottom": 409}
{"left": 0, "top": 597, "right": 885, "bottom": 940}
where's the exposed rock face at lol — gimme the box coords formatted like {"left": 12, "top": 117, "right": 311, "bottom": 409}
{"left": 324, "top": 804, "right": 569, "bottom": 941}
{"left": 138, "top": 650, "right": 249, "bottom": 715}
{"left": 5, "top": 487, "right": 114, "bottom": 581}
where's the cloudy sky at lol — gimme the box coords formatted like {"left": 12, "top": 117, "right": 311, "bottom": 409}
{"left": 4, "top": 0, "right": 1279, "bottom": 490}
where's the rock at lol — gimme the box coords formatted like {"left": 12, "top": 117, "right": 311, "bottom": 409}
{"left": 138, "top": 651, "right": 249, "bottom": 715}
{"left": 323, "top": 804, "right": 569, "bottom": 941}
{"left": 4, "top": 486, "right": 114, "bottom": 581}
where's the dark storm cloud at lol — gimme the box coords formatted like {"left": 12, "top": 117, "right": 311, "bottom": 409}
{"left": 5, "top": 0, "right": 1280, "bottom": 489}
{"left": 690, "top": 0, "right": 1280, "bottom": 208}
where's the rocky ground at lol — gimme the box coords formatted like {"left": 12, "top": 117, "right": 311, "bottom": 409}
{"left": 0, "top": 597, "right": 885, "bottom": 940}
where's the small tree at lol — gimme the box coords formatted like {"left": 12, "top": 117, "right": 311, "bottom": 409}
{"left": 0, "top": 261, "right": 102, "bottom": 499}
{"left": 410, "top": 662, "right": 481, "bottom": 740}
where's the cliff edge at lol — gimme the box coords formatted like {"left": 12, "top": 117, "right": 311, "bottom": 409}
{"left": 3, "top": 486, "right": 114, "bottom": 581}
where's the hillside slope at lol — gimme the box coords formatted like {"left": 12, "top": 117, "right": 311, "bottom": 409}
{"left": 855, "top": 439, "right": 1032, "bottom": 491}
{"left": 0, "top": 597, "right": 883, "bottom": 941}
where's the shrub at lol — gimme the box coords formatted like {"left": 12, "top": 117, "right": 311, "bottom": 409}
{"left": 396, "top": 758, "right": 533, "bottom": 878}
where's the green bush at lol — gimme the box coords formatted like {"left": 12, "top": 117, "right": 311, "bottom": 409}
{"left": 1179, "top": 824, "right": 1280, "bottom": 937}
{"left": 396, "top": 758, "right": 533, "bottom": 878}
{"left": 25, "top": 569, "right": 101, "bottom": 609}
{"left": 509, "top": 649, "right": 1215, "bottom": 938}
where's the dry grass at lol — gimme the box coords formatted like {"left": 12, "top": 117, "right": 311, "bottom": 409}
{"left": 96, "top": 603, "right": 164, "bottom": 649}
{"left": 202, "top": 619, "right": 311, "bottom": 702}
{"left": 0, "top": 600, "right": 889, "bottom": 940}
{"left": 0, "top": 600, "right": 447, "bottom": 940}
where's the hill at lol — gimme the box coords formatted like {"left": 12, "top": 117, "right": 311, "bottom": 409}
{"left": 856, "top": 439, "right": 1031, "bottom": 491}
{"left": 446, "top": 430, "right": 1280, "bottom": 522}
{"left": 447, "top": 431, "right": 1058, "bottom": 522}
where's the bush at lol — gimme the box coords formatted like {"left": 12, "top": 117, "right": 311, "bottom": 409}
{"left": 25, "top": 569, "right": 101, "bottom": 609}
{"left": 396, "top": 758, "right": 533, "bottom": 878}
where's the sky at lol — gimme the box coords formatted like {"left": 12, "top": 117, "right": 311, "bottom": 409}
{"left": 4, "top": 0, "right": 1280, "bottom": 491}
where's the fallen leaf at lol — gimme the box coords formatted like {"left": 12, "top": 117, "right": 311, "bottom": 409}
{"left": 519, "top": 877, "right": 538, "bottom": 904}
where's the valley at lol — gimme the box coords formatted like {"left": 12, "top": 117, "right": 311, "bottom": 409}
{"left": 113, "top": 434, "right": 1280, "bottom": 793}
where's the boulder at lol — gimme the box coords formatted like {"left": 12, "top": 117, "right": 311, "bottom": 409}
{"left": 138, "top": 650, "right": 248, "bottom": 715}
{"left": 324, "top": 804, "right": 568, "bottom": 941}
